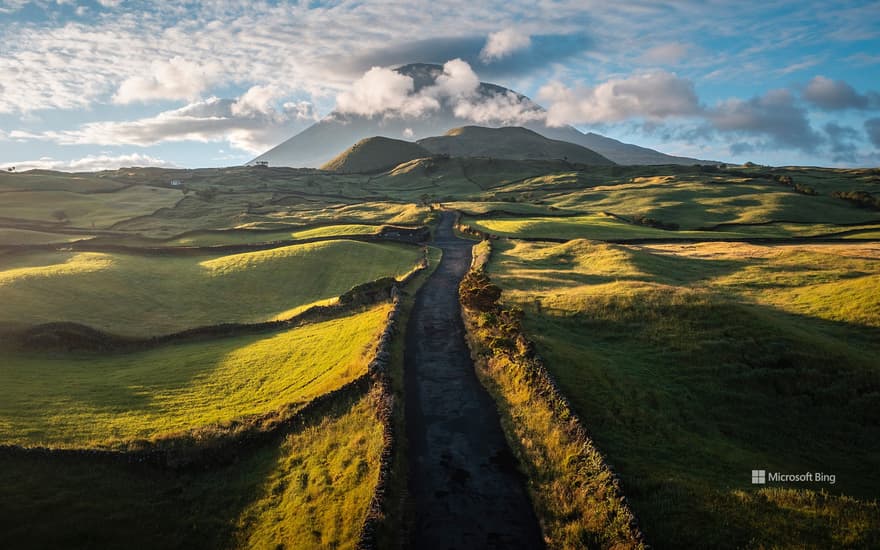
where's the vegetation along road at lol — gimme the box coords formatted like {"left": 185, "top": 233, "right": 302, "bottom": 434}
{"left": 404, "top": 211, "right": 544, "bottom": 549}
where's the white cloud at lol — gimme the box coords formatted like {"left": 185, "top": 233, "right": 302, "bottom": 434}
{"left": 0, "top": 153, "right": 176, "bottom": 172}
{"left": 452, "top": 91, "right": 545, "bottom": 126}
{"left": 334, "top": 66, "right": 439, "bottom": 118}
{"left": 113, "top": 56, "right": 223, "bottom": 104}
{"left": 480, "top": 28, "right": 532, "bottom": 62}
{"left": 539, "top": 71, "right": 702, "bottom": 126}
{"left": 639, "top": 42, "right": 689, "bottom": 65}
{"left": 334, "top": 58, "right": 542, "bottom": 126}
{"left": 30, "top": 87, "right": 319, "bottom": 154}
{"left": 432, "top": 58, "right": 480, "bottom": 99}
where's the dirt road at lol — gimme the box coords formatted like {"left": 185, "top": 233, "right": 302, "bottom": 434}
{"left": 404, "top": 211, "right": 543, "bottom": 549}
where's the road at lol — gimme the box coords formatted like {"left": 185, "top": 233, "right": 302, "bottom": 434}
{"left": 404, "top": 211, "right": 544, "bottom": 549}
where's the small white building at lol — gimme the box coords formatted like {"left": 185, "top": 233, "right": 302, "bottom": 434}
{"left": 170, "top": 179, "right": 183, "bottom": 186}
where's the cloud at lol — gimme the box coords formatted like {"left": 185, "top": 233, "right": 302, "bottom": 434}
{"left": 334, "top": 58, "right": 543, "bottom": 126}
{"left": 708, "top": 89, "right": 822, "bottom": 151}
{"left": 538, "top": 71, "right": 702, "bottom": 126}
{"left": 334, "top": 66, "right": 439, "bottom": 118}
{"left": 32, "top": 87, "right": 318, "bottom": 154}
{"left": 802, "top": 76, "right": 879, "bottom": 111}
{"left": 480, "top": 29, "right": 532, "bottom": 62}
{"left": 866, "top": 118, "right": 880, "bottom": 149}
{"left": 824, "top": 122, "right": 860, "bottom": 161}
{"left": 432, "top": 58, "right": 481, "bottom": 98}
{"left": 113, "top": 56, "right": 223, "bottom": 104}
{"left": 344, "top": 33, "right": 590, "bottom": 79}
{"left": 0, "top": 153, "right": 176, "bottom": 172}
{"left": 452, "top": 90, "right": 545, "bottom": 125}
{"left": 639, "top": 42, "right": 689, "bottom": 64}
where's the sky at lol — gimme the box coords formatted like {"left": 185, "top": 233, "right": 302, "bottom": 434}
{"left": 0, "top": 0, "right": 879, "bottom": 171}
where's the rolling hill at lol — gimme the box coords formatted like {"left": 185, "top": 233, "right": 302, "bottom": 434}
{"left": 252, "top": 63, "right": 716, "bottom": 168}
{"left": 321, "top": 136, "right": 431, "bottom": 173}
{"left": 417, "top": 126, "right": 614, "bottom": 165}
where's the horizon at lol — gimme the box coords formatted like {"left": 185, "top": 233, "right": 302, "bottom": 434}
{"left": 1, "top": 0, "right": 879, "bottom": 171}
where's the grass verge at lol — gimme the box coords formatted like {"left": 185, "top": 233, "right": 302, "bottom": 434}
{"left": 460, "top": 239, "right": 645, "bottom": 549}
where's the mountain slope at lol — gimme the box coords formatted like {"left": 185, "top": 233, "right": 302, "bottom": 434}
{"left": 252, "top": 63, "right": 716, "bottom": 168}
{"left": 417, "top": 126, "right": 614, "bottom": 165}
{"left": 321, "top": 137, "right": 430, "bottom": 173}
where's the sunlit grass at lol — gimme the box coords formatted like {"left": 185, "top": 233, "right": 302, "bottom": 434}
{"left": 237, "top": 391, "right": 384, "bottom": 549}
{"left": 0, "top": 391, "right": 383, "bottom": 550}
{"left": 0, "top": 239, "right": 420, "bottom": 336}
{"left": 168, "top": 224, "right": 382, "bottom": 246}
{"left": 0, "top": 304, "right": 390, "bottom": 448}
{"left": 0, "top": 186, "right": 182, "bottom": 228}
{"left": 485, "top": 239, "right": 880, "bottom": 548}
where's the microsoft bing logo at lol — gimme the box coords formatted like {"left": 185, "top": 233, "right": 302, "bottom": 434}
{"left": 751, "top": 470, "right": 766, "bottom": 484}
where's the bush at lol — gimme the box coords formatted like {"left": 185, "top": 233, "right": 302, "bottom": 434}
{"left": 831, "top": 190, "right": 880, "bottom": 210}
{"left": 459, "top": 268, "right": 501, "bottom": 312}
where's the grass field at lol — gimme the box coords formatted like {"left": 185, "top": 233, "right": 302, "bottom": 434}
{"left": 0, "top": 186, "right": 182, "bottom": 228}
{"left": 0, "top": 303, "right": 390, "bottom": 448}
{"left": 0, "top": 228, "right": 92, "bottom": 245}
{"left": 237, "top": 390, "right": 384, "bottom": 549}
{"left": 0, "top": 239, "right": 420, "bottom": 336}
{"left": 0, "top": 391, "right": 383, "bottom": 550}
{"left": 463, "top": 213, "right": 731, "bottom": 240}
{"left": 485, "top": 239, "right": 880, "bottom": 548}
{"left": 167, "top": 224, "right": 382, "bottom": 246}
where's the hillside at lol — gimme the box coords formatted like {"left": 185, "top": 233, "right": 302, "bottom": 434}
{"left": 251, "top": 63, "right": 714, "bottom": 168}
{"left": 417, "top": 126, "right": 614, "bottom": 165}
{"left": 321, "top": 136, "right": 431, "bottom": 173}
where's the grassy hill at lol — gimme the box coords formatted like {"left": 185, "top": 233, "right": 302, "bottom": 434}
{"left": 418, "top": 126, "right": 614, "bottom": 165}
{"left": 0, "top": 240, "right": 421, "bottom": 337}
{"left": 321, "top": 136, "right": 431, "bottom": 173}
{"left": 483, "top": 239, "right": 880, "bottom": 548}
{"left": 0, "top": 303, "right": 390, "bottom": 448}
{"left": 0, "top": 390, "right": 383, "bottom": 549}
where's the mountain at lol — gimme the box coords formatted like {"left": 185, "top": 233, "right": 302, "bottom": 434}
{"left": 252, "top": 63, "right": 716, "bottom": 167}
{"left": 417, "top": 126, "right": 614, "bottom": 165}
{"left": 321, "top": 136, "right": 430, "bottom": 173}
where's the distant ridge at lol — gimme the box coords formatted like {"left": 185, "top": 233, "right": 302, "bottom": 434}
{"left": 321, "top": 137, "right": 430, "bottom": 173}
{"left": 252, "top": 63, "right": 719, "bottom": 167}
{"left": 417, "top": 126, "right": 615, "bottom": 165}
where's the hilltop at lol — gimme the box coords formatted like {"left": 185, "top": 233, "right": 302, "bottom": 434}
{"left": 417, "top": 126, "right": 614, "bottom": 165}
{"left": 321, "top": 137, "right": 431, "bottom": 173}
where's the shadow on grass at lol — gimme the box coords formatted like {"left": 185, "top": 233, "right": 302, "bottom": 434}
{"left": 0, "top": 382, "right": 370, "bottom": 550}
{"left": 518, "top": 292, "right": 880, "bottom": 549}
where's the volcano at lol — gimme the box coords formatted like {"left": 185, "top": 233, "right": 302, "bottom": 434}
{"left": 252, "top": 63, "right": 715, "bottom": 167}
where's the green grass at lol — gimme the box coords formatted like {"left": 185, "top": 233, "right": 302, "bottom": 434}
{"left": 463, "top": 213, "right": 731, "bottom": 240}
{"left": 167, "top": 224, "right": 382, "bottom": 246}
{"left": 0, "top": 303, "right": 390, "bottom": 448}
{"left": 0, "top": 239, "right": 421, "bottom": 336}
{"left": 0, "top": 186, "right": 182, "bottom": 228}
{"left": 486, "top": 239, "right": 880, "bottom": 548}
{"left": 0, "top": 228, "right": 92, "bottom": 245}
{"left": 236, "top": 389, "right": 384, "bottom": 549}
{"left": 0, "top": 390, "right": 383, "bottom": 550}
{"left": 0, "top": 170, "right": 126, "bottom": 193}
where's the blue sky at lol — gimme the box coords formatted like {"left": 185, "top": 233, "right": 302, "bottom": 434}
{"left": 1, "top": 0, "right": 878, "bottom": 170}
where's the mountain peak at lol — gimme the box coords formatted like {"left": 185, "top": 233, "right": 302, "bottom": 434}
{"left": 251, "top": 64, "right": 718, "bottom": 167}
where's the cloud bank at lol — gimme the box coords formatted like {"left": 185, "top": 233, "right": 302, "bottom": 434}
{"left": 1, "top": 153, "right": 176, "bottom": 172}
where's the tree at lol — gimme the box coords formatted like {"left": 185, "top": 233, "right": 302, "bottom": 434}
{"left": 51, "top": 210, "right": 68, "bottom": 222}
